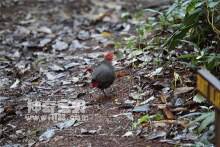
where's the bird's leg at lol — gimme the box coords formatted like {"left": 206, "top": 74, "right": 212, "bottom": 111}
{"left": 101, "top": 89, "right": 107, "bottom": 97}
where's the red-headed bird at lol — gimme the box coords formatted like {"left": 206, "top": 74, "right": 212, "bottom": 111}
{"left": 91, "top": 51, "right": 115, "bottom": 97}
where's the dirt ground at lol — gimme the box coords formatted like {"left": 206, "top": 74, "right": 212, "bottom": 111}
{"left": 0, "top": 0, "right": 175, "bottom": 146}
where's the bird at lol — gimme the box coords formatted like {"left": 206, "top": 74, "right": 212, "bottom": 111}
{"left": 91, "top": 51, "right": 115, "bottom": 97}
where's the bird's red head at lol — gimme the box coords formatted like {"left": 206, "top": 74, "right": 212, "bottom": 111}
{"left": 104, "top": 51, "right": 114, "bottom": 61}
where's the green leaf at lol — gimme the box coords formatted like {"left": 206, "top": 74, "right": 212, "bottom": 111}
{"left": 189, "top": 112, "right": 214, "bottom": 126}
{"left": 184, "top": 7, "right": 201, "bottom": 26}
{"left": 144, "top": 9, "right": 163, "bottom": 15}
{"left": 115, "top": 51, "right": 125, "bottom": 60}
{"left": 193, "top": 94, "right": 206, "bottom": 103}
{"left": 198, "top": 112, "right": 215, "bottom": 133}
{"left": 130, "top": 50, "right": 143, "bottom": 57}
{"left": 207, "top": 55, "right": 215, "bottom": 64}
{"left": 186, "top": 0, "right": 198, "bottom": 14}
{"left": 180, "top": 39, "right": 200, "bottom": 50}
{"left": 132, "top": 114, "right": 150, "bottom": 129}
{"left": 151, "top": 113, "right": 163, "bottom": 121}
{"left": 208, "top": 1, "right": 220, "bottom": 8}
{"left": 138, "top": 115, "right": 150, "bottom": 124}
{"left": 165, "top": 24, "right": 194, "bottom": 49}
{"left": 166, "top": 3, "right": 178, "bottom": 15}
{"left": 178, "top": 53, "right": 196, "bottom": 59}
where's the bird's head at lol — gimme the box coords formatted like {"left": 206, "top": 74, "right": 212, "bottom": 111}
{"left": 104, "top": 51, "right": 114, "bottom": 62}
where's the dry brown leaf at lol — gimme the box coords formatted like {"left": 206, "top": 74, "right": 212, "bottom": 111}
{"left": 152, "top": 120, "right": 188, "bottom": 128}
{"left": 174, "top": 87, "right": 194, "bottom": 96}
{"left": 162, "top": 107, "right": 175, "bottom": 120}
{"left": 115, "top": 70, "right": 129, "bottom": 78}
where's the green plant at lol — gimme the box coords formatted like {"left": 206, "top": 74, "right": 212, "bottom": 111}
{"left": 132, "top": 113, "right": 163, "bottom": 128}
{"left": 119, "top": 0, "right": 220, "bottom": 71}
{"left": 188, "top": 112, "right": 214, "bottom": 133}
{"left": 164, "top": 0, "right": 220, "bottom": 49}
{"left": 162, "top": 0, "right": 220, "bottom": 72}
{"left": 179, "top": 50, "right": 220, "bottom": 70}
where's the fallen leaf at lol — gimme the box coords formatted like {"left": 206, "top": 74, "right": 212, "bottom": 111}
{"left": 38, "top": 26, "right": 52, "bottom": 34}
{"left": 193, "top": 94, "right": 206, "bottom": 103}
{"left": 148, "top": 67, "right": 163, "bottom": 77}
{"left": 93, "top": 10, "right": 113, "bottom": 23}
{"left": 132, "top": 104, "right": 150, "bottom": 112}
{"left": 162, "top": 107, "right": 175, "bottom": 120}
{"left": 52, "top": 40, "right": 68, "bottom": 51}
{"left": 101, "top": 31, "right": 112, "bottom": 37}
{"left": 115, "top": 70, "right": 129, "bottom": 78}
{"left": 122, "top": 131, "right": 133, "bottom": 137}
{"left": 39, "top": 129, "right": 55, "bottom": 141}
{"left": 174, "top": 87, "right": 194, "bottom": 96}
{"left": 39, "top": 38, "right": 52, "bottom": 47}
{"left": 64, "top": 62, "right": 80, "bottom": 69}
{"left": 49, "top": 64, "right": 64, "bottom": 72}
{"left": 46, "top": 72, "right": 65, "bottom": 81}
{"left": 129, "top": 92, "right": 142, "bottom": 100}
{"left": 69, "top": 40, "right": 85, "bottom": 50}
{"left": 140, "top": 96, "right": 155, "bottom": 105}
{"left": 4, "top": 105, "right": 16, "bottom": 115}
{"left": 55, "top": 119, "right": 78, "bottom": 130}
{"left": 77, "top": 30, "right": 90, "bottom": 40}
{"left": 112, "top": 112, "right": 133, "bottom": 120}
{"left": 10, "top": 79, "right": 20, "bottom": 89}
{"left": 144, "top": 130, "right": 167, "bottom": 140}
{"left": 152, "top": 120, "right": 188, "bottom": 128}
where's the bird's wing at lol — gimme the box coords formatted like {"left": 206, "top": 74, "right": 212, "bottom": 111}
{"left": 92, "top": 64, "right": 115, "bottom": 83}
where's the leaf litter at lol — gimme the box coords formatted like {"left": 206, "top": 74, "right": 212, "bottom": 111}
{"left": 0, "top": 0, "right": 213, "bottom": 146}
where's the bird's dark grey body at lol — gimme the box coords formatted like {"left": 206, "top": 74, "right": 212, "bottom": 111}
{"left": 91, "top": 60, "right": 115, "bottom": 90}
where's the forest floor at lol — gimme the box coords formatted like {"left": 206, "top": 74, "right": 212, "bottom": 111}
{"left": 0, "top": 0, "right": 204, "bottom": 147}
